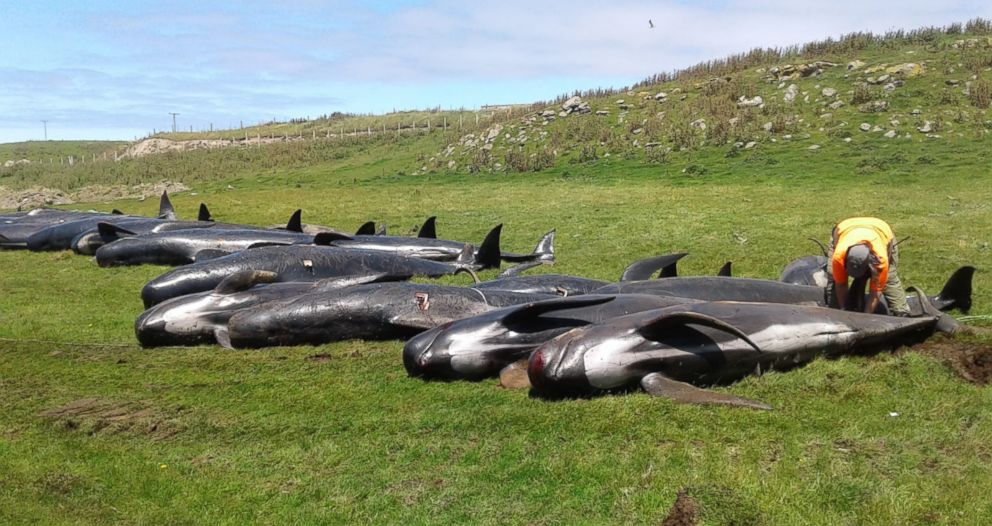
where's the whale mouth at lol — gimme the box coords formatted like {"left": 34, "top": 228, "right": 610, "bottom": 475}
{"left": 527, "top": 348, "right": 547, "bottom": 390}
{"left": 402, "top": 329, "right": 441, "bottom": 377}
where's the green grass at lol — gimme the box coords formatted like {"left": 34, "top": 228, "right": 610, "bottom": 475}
{"left": 2, "top": 145, "right": 991, "bottom": 524}
{"left": 2, "top": 23, "right": 992, "bottom": 525}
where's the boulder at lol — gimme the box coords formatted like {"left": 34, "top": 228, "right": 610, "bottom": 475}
{"left": 917, "top": 121, "right": 933, "bottom": 133}
{"left": 885, "top": 63, "right": 924, "bottom": 77}
{"left": 847, "top": 60, "right": 866, "bottom": 71}
{"left": 783, "top": 84, "right": 799, "bottom": 103}
{"left": 859, "top": 123, "right": 872, "bottom": 132}
{"left": 858, "top": 100, "right": 888, "bottom": 113}
{"left": 821, "top": 87, "right": 837, "bottom": 97}
{"left": 737, "top": 95, "right": 763, "bottom": 107}
{"left": 828, "top": 100, "right": 846, "bottom": 110}
{"left": 561, "top": 96, "right": 583, "bottom": 112}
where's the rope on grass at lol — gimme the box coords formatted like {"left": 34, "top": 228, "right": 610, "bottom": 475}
{"left": 958, "top": 315, "right": 992, "bottom": 323}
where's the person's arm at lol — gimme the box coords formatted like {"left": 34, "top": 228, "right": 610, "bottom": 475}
{"left": 864, "top": 265, "right": 882, "bottom": 313}
{"left": 865, "top": 290, "right": 882, "bottom": 313}
{"left": 835, "top": 281, "right": 848, "bottom": 310}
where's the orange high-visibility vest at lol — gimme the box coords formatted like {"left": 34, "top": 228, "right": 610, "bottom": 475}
{"left": 831, "top": 217, "right": 894, "bottom": 292}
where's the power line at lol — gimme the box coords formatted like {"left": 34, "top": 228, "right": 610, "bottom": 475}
{"left": 169, "top": 112, "right": 180, "bottom": 133}
{"left": 41, "top": 120, "right": 48, "bottom": 140}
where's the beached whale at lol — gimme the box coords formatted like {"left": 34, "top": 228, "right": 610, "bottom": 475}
{"left": 527, "top": 289, "right": 958, "bottom": 408}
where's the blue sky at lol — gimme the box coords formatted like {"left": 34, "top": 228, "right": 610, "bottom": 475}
{"left": 1, "top": 0, "right": 989, "bottom": 143}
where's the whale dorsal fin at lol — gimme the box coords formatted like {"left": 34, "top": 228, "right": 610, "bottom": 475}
{"left": 355, "top": 221, "right": 376, "bottom": 236}
{"left": 418, "top": 216, "right": 437, "bottom": 238}
{"left": 285, "top": 210, "right": 303, "bottom": 232}
{"left": 620, "top": 253, "right": 688, "bottom": 281}
{"left": 198, "top": 203, "right": 213, "bottom": 222}
{"left": 158, "top": 190, "right": 177, "bottom": 220}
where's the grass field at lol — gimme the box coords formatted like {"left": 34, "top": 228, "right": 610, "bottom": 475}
{"left": 2, "top": 135, "right": 991, "bottom": 524}
{"left": 2, "top": 22, "right": 992, "bottom": 525}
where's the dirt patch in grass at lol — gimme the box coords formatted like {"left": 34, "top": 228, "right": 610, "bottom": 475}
{"left": 661, "top": 489, "right": 700, "bottom": 526}
{"left": 911, "top": 335, "right": 992, "bottom": 385}
{"left": 0, "top": 181, "right": 188, "bottom": 209}
{"left": 38, "top": 398, "right": 182, "bottom": 440}
{"left": 306, "top": 353, "right": 333, "bottom": 363}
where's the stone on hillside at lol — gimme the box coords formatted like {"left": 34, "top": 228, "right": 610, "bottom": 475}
{"left": 783, "top": 84, "right": 798, "bottom": 103}
{"left": 654, "top": 92, "right": 668, "bottom": 100}
{"left": 911, "top": 108, "right": 922, "bottom": 115}
{"left": 946, "top": 79, "right": 960, "bottom": 86}
{"left": 485, "top": 124, "right": 503, "bottom": 142}
{"left": 558, "top": 111, "right": 568, "bottom": 117}
{"left": 848, "top": 60, "right": 866, "bottom": 70}
{"left": 576, "top": 102, "right": 591, "bottom": 113}
{"left": 883, "top": 83, "right": 897, "bottom": 92}
{"left": 561, "top": 96, "right": 583, "bottom": 112}
{"left": 762, "top": 122, "right": 773, "bottom": 132}
{"left": 876, "top": 74, "right": 890, "bottom": 83}
{"left": 540, "top": 110, "right": 556, "bottom": 118}
{"left": 745, "top": 141, "right": 757, "bottom": 149}
{"left": 885, "top": 63, "right": 924, "bottom": 77}
{"left": 737, "top": 95, "right": 763, "bottom": 107}
{"left": 917, "top": 121, "right": 933, "bottom": 133}
{"left": 884, "top": 130, "right": 897, "bottom": 138}
{"left": 859, "top": 100, "right": 888, "bottom": 113}
{"left": 596, "top": 110, "right": 610, "bottom": 116}
{"left": 866, "top": 77, "right": 880, "bottom": 85}
{"left": 872, "top": 125, "right": 883, "bottom": 132}
{"left": 821, "top": 87, "right": 837, "bottom": 97}
{"left": 691, "top": 119, "right": 706, "bottom": 130}
{"left": 828, "top": 100, "right": 846, "bottom": 110}
{"left": 808, "top": 144, "right": 821, "bottom": 150}
{"left": 859, "top": 123, "right": 871, "bottom": 132}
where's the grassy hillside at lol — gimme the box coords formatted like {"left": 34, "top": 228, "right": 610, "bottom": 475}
{"left": 1, "top": 20, "right": 991, "bottom": 525}
{"left": 2, "top": 20, "right": 989, "bottom": 195}
{"left": 0, "top": 140, "right": 126, "bottom": 166}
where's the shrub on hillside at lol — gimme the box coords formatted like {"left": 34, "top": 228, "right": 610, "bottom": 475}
{"left": 970, "top": 80, "right": 991, "bottom": 108}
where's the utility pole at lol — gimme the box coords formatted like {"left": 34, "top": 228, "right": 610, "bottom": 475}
{"left": 169, "top": 112, "right": 180, "bottom": 133}
{"left": 41, "top": 120, "right": 48, "bottom": 140}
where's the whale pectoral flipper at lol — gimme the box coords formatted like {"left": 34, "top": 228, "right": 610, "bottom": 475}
{"left": 498, "top": 359, "right": 531, "bottom": 389}
{"left": 214, "top": 327, "right": 233, "bottom": 349}
{"left": 637, "top": 311, "right": 762, "bottom": 353}
{"left": 640, "top": 373, "right": 772, "bottom": 410}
